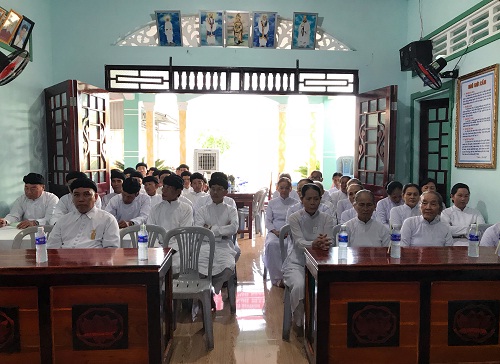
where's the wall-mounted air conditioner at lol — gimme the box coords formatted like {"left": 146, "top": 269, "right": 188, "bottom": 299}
{"left": 193, "top": 149, "right": 219, "bottom": 176}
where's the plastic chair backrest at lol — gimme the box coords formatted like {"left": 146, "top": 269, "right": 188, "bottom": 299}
{"left": 119, "top": 224, "right": 168, "bottom": 248}
{"left": 12, "top": 225, "right": 54, "bottom": 249}
{"left": 119, "top": 225, "right": 139, "bottom": 248}
{"left": 279, "top": 224, "right": 291, "bottom": 264}
{"left": 478, "top": 224, "right": 493, "bottom": 237}
{"left": 164, "top": 226, "right": 215, "bottom": 280}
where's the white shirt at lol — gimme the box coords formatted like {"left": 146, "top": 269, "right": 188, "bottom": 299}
{"left": 389, "top": 203, "right": 421, "bottom": 228}
{"left": 178, "top": 194, "right": 193, "bottom": 207}
{"left": 336, "top": 199, "right": 353, "bottom": 221}
{"left": 330, "top": 190, "right": 348, "bottom": 210}
{"left": 328, "top": 186, "right": 339, "bottom": 194}
{"left": 193, "top": 194, "right": 236, "bottom": 213}
{"left": 183, "top": 189, "right": 208, "bottom": 206}
{"left": 344, "top": 217, "right": 390, "bottom": 247}
{"left": 401, "top": 215, "right": 453, "bottom": 247}
{"left": 480, "top": 223, "right": 500, "bottom": 247}
{"left": 148, "top": 194, "right": 163, "bottom": 208}
{"left": 105, "top": 193, "right": 151, "bottom": 226}
{"left": 47, "top": 207, "right": 119, "bottom": 248}
{"left": 440, "top": 205, "right": 485, "bottom": 237}
{"left": 50, "top": 193, "right": 102, "bottom": 225}
{"left": 265, "top": 196, "right": 299, "bottom": 233}
{"left": 375, "top": 197, "right": 404, "bottom": 228}
{"left": 284, "top": 209, "right": 334, "bottom": 268}
{"left": 194, "top": 202, "right": 239, "bottom": 276}
{"left": 147, "top": 199, "right": 193, "bottom": 248}
{"left": 4, "top": 191, "right": 59, "bottom": 225}
{"left": 101, "top": 192, "right": 118, "bottom": 209}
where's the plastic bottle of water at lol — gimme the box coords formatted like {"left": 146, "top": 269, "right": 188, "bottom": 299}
{"left": 138, "top": 224, "right": 148, "bottom": 261}
{"left": 468, "top": 223, "right": 480, "bottom": 257}
{"left": 390, "top": 224, "right": 402, "bottom": 259}
{"left": 35, "top": 226, "right": 48, "bottom": 263}
{"left": 338, "top": 224, "right": 348, "bottom": 260}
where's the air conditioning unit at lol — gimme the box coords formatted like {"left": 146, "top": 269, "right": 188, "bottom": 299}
{"left": 193, "top": 149, "right": 219, "bottom": 175}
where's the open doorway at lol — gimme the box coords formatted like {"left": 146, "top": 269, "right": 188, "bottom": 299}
{"left": 107, "top": 93, "right": 356, "bottom": 191}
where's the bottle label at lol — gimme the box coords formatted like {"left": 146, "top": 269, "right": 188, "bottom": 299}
{"left": 35, "top": 236, "right": 46, "bottom": 245}
{"left": 468, "top": 234, "right": 479, "bottom": 242}
{"left": 338, "top": 234, "right": 348, "bottom": 243}
{"left": 138, "top": 235, "right": 148, "bottom": 243}
{"left": 391, "top": 233, "right": 401, "bottom": 242}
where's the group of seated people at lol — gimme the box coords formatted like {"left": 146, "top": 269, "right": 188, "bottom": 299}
{"left": 0, "top": 164, "right": 242, "bottom": 308}
{"left": 263, "top": 170, "right": 495, "bottom": 329}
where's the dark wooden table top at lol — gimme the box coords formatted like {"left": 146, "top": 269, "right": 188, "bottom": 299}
{"left": 305, "top": 246, "right": 500, "bottom": 273}
{"left": 0, "top": 248, "right": 172, "bottom": 274}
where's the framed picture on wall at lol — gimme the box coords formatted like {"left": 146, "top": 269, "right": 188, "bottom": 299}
{"left": 0, "top": 8, "right": 7, "bottom": 25}
{"left": 10, "top": 16, "right": 34, "bottom": 50}
{"left": 155, "top": 10, "right": 182, "bottom": 47}
{"left": 292, "top": 12, "right": 318, "bottom": 50}
{"left": 0, "top": 9, "right": 22, "bottom": 45}
{"left": 225, "top": 11, "right": 250, "bottom": 47}
{"left": 455, "top": 64, "right": 499, "bottom": 168}
{"left": 199, "top": 10, "right": 224, "bottom": 47}
{"left": 252, "top": 12, "right": 277, "bottom": 48}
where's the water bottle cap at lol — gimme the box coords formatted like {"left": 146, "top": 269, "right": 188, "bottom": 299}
{"left": 37, "top": 226, "right": 44, "bottom": 233}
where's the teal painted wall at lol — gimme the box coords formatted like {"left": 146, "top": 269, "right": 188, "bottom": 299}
{"left": 0, "top": 0, "right": 54, "bottom": 216}
{"left": 403, "top": 0, "right": 500, "bottom": 222}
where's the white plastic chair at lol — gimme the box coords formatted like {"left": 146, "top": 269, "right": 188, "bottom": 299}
{"left": 279, "top": 224, "right": 292, "bottom": 341}
{"left": 12, "top": 225, "right": 54, "bottom": 249}
{"left": 253, "top": 187, "right": 269, "bottom": 236}
{"left": 119, "top": 224, "right": 167, "bottom": 248}
{"left": 164, "top": 226, "right": 216, "bottom": 350}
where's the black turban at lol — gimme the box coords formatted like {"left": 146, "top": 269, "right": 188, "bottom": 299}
{"left": 122, "top": 178, "right": 141, "bottom": 194}
{"left": 142, "top": 176, "right": 159, "bottom": 185}
{"left": 23, "top": 173, "right": 44, "bottom": 185}
{"left": 70, "top": 178, "right": 97, "bottom": 192}
{"left": 65, "top": 171, "right": 87, "bottom": 182}
{"left": 111, "top": 170, "right": 126, "bottom": 180}
{"left": 163, "top": 175, "right": 184, "bottom": 190}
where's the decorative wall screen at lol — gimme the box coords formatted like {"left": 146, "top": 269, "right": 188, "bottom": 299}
{"left": 105, "top": 61, "right": 358, "bottom": 96}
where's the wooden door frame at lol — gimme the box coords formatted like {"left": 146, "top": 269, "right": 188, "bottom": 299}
{"left": 410, "top": 81, "right": 455, "bottom": 198}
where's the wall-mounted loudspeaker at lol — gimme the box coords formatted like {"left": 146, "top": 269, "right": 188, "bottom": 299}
{"left": 399, "top": 40, "right": 433, "bottom": 71}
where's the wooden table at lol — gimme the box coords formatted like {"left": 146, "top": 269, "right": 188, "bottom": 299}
{"left": 0, "top": 248, "right": 173, "bottom": 364}
{"left": 304, "top": 246, "right": 500, "bottom": 364}
{"left": 228, "top": 192, "right": 255, "bottom": 239}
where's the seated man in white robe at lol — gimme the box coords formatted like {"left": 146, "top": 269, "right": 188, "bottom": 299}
{"left": 142, "top": 175, "right": 162, "bottom": 208}
{"left": 183, "top": 172, "right": 208, "bottom": 205}
{"left": 135, "top": 162, "right": 148, "bottom": 178}
{"left": 105, "top": 177, "right": 151, "bottom": 228}
{"left": 48, "top": 178, "right": 120, "bottom": 248}
{"left": 194, "top": 173, "right": 239, "bottom": 304}
{"left": 0, "top": 173, "right": 59, "bottom": 229}
{"left": 345, "top": 190, "right": 390, "bottom": 247}
{"left": 180, "top": 170, "right": 193, "bottom": 195}
{"left": 148, "top": 174, "right": 193, "bottom": 274}
{"left": 50, "top": 171, "right": 103, "bottom": 225}
{"left": 375, "top": 181, "right": 404, "bottom": 229}
{"left": 102, "top": 170, "right": 125, "bottom": 208}
{"left": 401, "top": 191, "right": 453, "bottom": 247}
{"left": 390, "top": 183, "right": 421, "bottom": 227}
{"left": 480, "top": 224, "right": 500, "bottom": 248}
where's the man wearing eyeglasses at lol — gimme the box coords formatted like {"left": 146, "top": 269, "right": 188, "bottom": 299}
{"left": 47, "top": 178, "right": 120, "bottom": 248}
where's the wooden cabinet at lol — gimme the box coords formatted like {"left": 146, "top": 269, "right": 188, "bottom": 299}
{"left": 0, "top": 248, "right": 172, "bottom": 364}
{"left": 305, "top": 247, "right": 500, "bottom": 364}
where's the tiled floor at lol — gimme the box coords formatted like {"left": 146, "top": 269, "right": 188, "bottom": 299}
{"left": 170, "top": 234, "right": 309, "bottom": 363}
